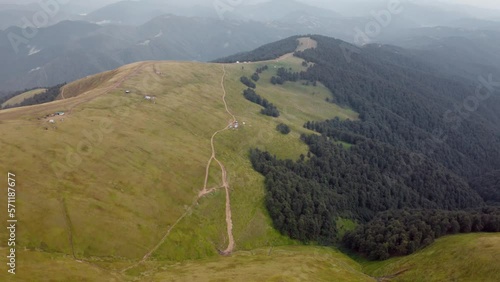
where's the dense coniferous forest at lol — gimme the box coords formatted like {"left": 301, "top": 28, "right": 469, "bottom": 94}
{"left": 232, "top": 35, "right": 500, "bottom": 260}
{"left": 343, "top": 208, "right": 500, "bottom": 259}
{"left": 297, "top": 36, "right": 500, "bottom": 184}
{"left": 250, "top": 135, "right": 484, "bottom": 243}
{"left": 271, "top": 67, "right": 301, "bottom": 85}
{"left": 470, "top": 171, "right": 500, "bottom": 205}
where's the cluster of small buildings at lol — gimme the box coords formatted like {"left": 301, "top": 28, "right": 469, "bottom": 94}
{"left": 38, "top": 111, "right": 64, "bottom": 124}
{"left": 125, "top": 90, "right": 156, "bottom": 104}
{"left": 229, "top": 120, "right": 242, "bottom": 129}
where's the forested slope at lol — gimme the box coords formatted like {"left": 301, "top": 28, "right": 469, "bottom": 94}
{"left": 226, "top": 35, "right": 500, "bottom": 259}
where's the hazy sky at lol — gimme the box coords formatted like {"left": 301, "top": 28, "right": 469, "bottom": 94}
{"left": 1, "top": 0, "right": 498, "bottom": 12}
{"left": 443, "top": 0, "right": 499, "bottom": 9}
{"left": 305, "top": 0, "right": 499, "bottom": 10}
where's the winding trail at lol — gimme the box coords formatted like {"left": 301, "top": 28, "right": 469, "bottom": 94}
{"left": 199, "top": 65, "right": 236, "bottom": 255}
{"left": 60, "top": 87, "right": 66, "bottom": 100}
{"left": 121, "top": 205, "right": 194, "bottom": 273}
{"left": 122, "top": 65, "right": 236, "bottom": 273}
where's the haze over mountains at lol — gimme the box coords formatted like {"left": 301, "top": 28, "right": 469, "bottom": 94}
{"left": 1, "top": 0, "right": 500, "bottom": 92}
{"left": 1, "top": 1, "right": 500, "bottom": 280}
{"left": 0, "top": 33, "right": 499, "bottom": 280}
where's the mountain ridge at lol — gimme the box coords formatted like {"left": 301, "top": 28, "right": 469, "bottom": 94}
{"left": 0, "top": 34, "right": 499, "bottom": 281}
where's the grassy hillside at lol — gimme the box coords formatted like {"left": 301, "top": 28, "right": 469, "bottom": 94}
{"left": 363, "top": 233, "right": 500, "bottom": 282}
{"left": 1, "top": 88, "right": 47, "bottom": 108}
{"left": 58, "top": 69, "right": 120, "bottom": 100}
{"left": 0, "top": 51, "right": 498, "bottom": 281}
{"left": 151, "top": 246, "right": 372, "bottom": 282}
{"left": 0, "top": 54, "right": 360, "bottom": 280}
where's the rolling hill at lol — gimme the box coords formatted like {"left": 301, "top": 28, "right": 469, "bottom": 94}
{"left": 0, "top": 36, "right": 498, "bottom": 281}
{"left": 1, "top": 88, "right": 46, "bottom": 108}
{"left": 363, "top": 233, "right": 500, "bottom": 282}
{"left": 0, "top": 38, "right": 358, "bottom": 281}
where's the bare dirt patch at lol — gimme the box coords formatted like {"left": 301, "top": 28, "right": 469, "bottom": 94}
{"left": 296, "top": 37, "right": 318, "bottom": 52}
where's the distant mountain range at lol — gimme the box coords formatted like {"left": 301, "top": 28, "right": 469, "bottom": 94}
{"left": 0, "top": 16, "right": 299, "bottom": 91}
{"left": 378, "top": 27, "right": 500, "bottom": 80}
{"left": 1, "top": 0, "right": 500, "bottom": 93}
{"left": 84, "top": 0, "right": 217, "bottom": 26}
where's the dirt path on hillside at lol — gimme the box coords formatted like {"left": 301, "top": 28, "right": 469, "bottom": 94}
{"left": 198, "top": 65, "right": 236, "bottom": 255}
{"left": 121, "top": 65, "right": 236, "bottom": 273}
{"left": 217, "top": 66, "right": 236, "bottom": 255}
{"left": 121, "top": 205, "right": 194, "bottom": 273}
{"left": 60, "top": 87, "right": 66, "bottom": 100}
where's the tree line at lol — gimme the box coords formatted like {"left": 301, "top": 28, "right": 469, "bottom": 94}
{"left": 243, "top": 88, "right": 280, "bottom": 117}
{"left": 240, "top": 76, "right": 256, "bottom": 89}
{"left": 343, "top": 207, "right": 500, "bottom": 260}
{"left": 225, "top": 34, "right": 500, "bottom": 261}
{"left": 249, "top": 133, "right": 486, "bottom": 246}
{"left": 213, "top": 36, "right": 301, "bottom": 63}
{"left": 271, "top": 67, "right": 301, "bottom": 85}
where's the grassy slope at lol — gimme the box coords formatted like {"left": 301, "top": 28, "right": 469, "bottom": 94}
{"left": 150, "top": 57, "right": 358, "bottom": 264}
{"left": 1, "top": 88, "right": 47, "bottom": 108}
{"left": 0, "top": 56, "right": 498, "bottom": 282}
{"left": 363, "top": 233, "right": 500, "bottom": 282}
{"left": 0, "top": 57, "right": 363, "bottom": 281}
{"left": 151, "top": 246, "right": 371, "bottom": 282}
{"left": 58, "top": 69, "right": 119, "bottom": 100}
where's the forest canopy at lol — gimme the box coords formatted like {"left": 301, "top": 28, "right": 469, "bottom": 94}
{"left": 238, "top": 36, "right": 500, "bottom": 260}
